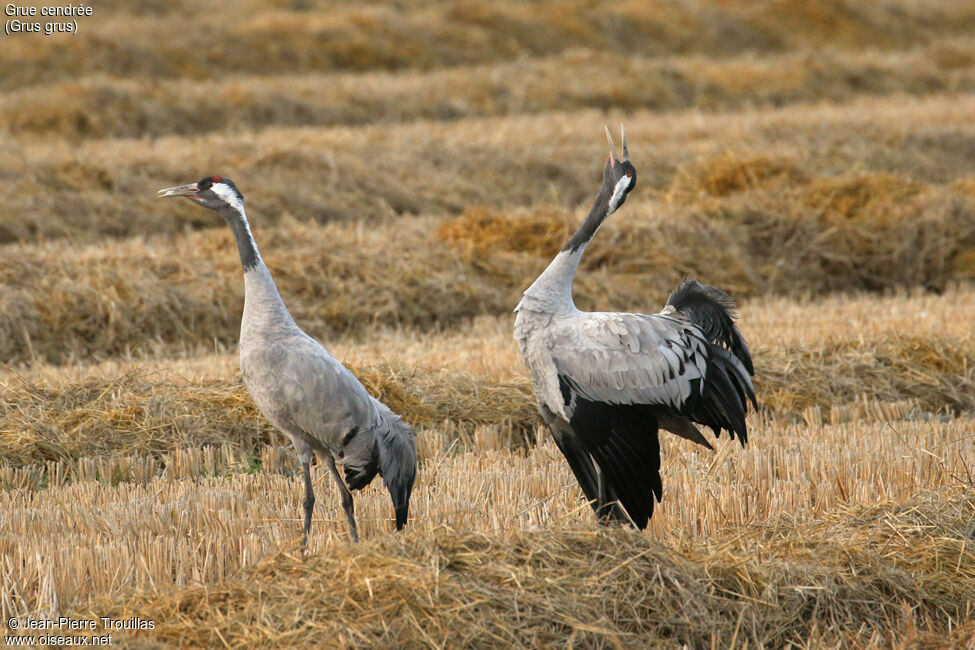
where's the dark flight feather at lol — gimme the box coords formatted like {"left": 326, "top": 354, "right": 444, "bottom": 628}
{"left": 562, "top": 387, "right": 664, "bottom": 530}
{"left": 667, "top": 279, "right": 754, "bottom": 375}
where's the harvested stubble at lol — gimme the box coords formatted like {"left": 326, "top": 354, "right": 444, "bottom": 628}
{"left": 5, "top": 43, "right": 975, "bottom": 141}
{"left": 4, "top": 0, "right": 975, "bottom": 645}
{"left": 669, "top": 151, "right": 808, "bottom": 198}
{"left": 5, "top": 0, "right": 974, "bottom": 92}
{"left": 84, "top": 494, "right": 975, "bottom": 648}
{"left": 0, "top": 216, "right": 477, "bottom": 364}
{"left": 2, "top": 332, "right": 972, "bottom": 473}
{"left": 755, "top": 334, "right": 975, "bottom": 416}
{"left": 5, "top": 93, "right": 975, "bottom": 246}
{"left": 2, "top": 287, "right": 973, "bottom": 473}
{"left": 0, "top": 370, "right": 273, "bottom": 469}
{"left": 3, "top": 283, "right": 973, "bottom": 645}
{"left": 2, "top": 418, "right": 972, "bottom": 646}
{"left": 2, "top": 169, "right": 974, "bottom": 365}
{"left": 0, "top": 364, "right": 536, "bottom": 470}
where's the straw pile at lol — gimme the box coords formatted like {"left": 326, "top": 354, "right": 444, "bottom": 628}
{"left": 4, "top": 0, "right": 972, "bottom": 92}
{"left": 3, "top": 322, "right": 972, "bottom": 471}
{"left": 3, "top": 175, "right": 973, "bottom": 366}
{"left": 82, "top": 490, "right": 975, "bottom": 648}
{"left": 4, "top": 0, "right": 975, "bottom": 645}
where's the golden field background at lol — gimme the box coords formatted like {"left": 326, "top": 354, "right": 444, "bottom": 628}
{"left": 1, "top": 1, "right": 974, "bottom": 647}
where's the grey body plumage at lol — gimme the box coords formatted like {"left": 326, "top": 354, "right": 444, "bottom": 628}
{"left": 158, "top": 176, "right": 416, "bottom": 542}
{"left": 514, "top": 127, "right": 756, "bottom": 529}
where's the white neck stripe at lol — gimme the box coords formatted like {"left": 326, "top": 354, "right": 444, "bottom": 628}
{"left": 607, "top": 175, "right": 630, "bottom": 215}
{"left": 210, "top": 182, "right": 244, "bottom": 215}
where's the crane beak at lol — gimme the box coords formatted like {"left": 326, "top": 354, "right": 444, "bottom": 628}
{"left": 604, "top": 124, "right": 619, "bottom": 167}
{"left": 156, "top": 183, "right": 200, "bottom": 199}
{"left": 620, "top": 123, "right": 629, "bottom": 162}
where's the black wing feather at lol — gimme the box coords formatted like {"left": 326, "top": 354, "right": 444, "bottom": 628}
{"left": 680, "top": 351, "right": 750, "bottom": 445}
{"left": 666, "top": 279, "right": 756, "bottom": 445}
{"left": 549, "top": 432, "right": 599, "bottom": 503}
{"left": 563, "top": 388, "right": 663, "bottom": 530}
{"left": 667, "top": 279, "right": 754, "bottom": 375}
{"left": 541, "top": 280, "right": 757, "bottom": 530}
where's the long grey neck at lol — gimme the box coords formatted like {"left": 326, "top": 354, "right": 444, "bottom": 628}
{"left": 516, "top": 190, "right": 610, "bottom": 314}
{"left": 564, "top": 183, "right": 612, "bottom": 254}
{"left": 219, "top": 205, "right": 298, "bottom": 336}
{"left": 220, "top": 204, "right": 262, "bottom": 273}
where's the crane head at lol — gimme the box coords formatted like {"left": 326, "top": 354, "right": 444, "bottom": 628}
{"left": 157, "top": 176, "right": 244, "bottom": 214}
{"left": 602, "top": 124, "right": 637, "bottom": 216}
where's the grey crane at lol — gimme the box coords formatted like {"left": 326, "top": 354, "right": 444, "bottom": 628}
{"left": 158, "top": 176, "right": 417, "bottom": 543}
{"left": 514, "top": 127, "right": 756, "bottom": 529}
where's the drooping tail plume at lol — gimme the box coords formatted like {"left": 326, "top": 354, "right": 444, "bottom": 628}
{"left": 667, "top": 278, "right": 754, "bottom": 376}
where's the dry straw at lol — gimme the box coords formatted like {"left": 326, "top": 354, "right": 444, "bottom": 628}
{"left": 3, "top": 0, "right": 971, "bottom": 94}
{"left": 2, "top": 323, "right": 972, "bottom": 472}
{"left": 3, "top": 1, "right": 975, "bottom": 644}
{"left": 37, "top": 491, "right": 975, "bottom": 648}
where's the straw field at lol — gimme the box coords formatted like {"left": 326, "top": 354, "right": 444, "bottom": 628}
{"left": 2, "top": 0, "right": 974, "bottom": 647}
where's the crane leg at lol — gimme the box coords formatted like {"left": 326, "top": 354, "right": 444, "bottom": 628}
{"left": 302, "top": 459, "right": 314, "bottom": 545}
{"left": 323, "top": 454, "right": 359, "bottom": 543}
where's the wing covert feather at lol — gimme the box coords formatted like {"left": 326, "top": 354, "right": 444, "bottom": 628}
{"left": 548, "top": 312, "right": 708, "bottom": 410}
{"left": 243, "top": 336, "right": 379, "bottom": 448}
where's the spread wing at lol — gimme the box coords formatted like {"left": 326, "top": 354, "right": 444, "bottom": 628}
{"left": 548, "top": 310, "right": 754, "bottom": 443}
{"left": 550, "top": 312, "right": 707, "bottom": 411}
{"left": 533, "top": 310, "right": 755, "bottom": 530}
{"left": 667, "top": 278, "right": 753, "bottom": 374}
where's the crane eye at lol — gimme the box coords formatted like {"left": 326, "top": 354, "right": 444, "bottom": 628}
{"left": 625, "top": 171, "right": 632, "bottom": 178}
